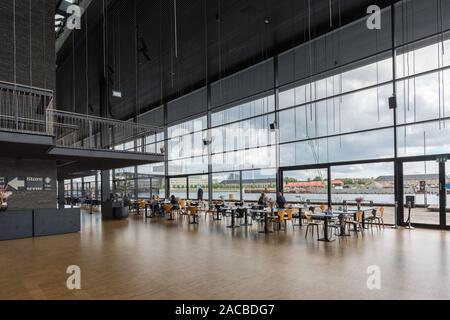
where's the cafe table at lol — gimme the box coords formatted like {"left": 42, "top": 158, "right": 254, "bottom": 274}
{"left": 222, "top": 206, "right": 252, "bottom": 229}
{"left": 288, "top": 204, "right": 322, "bottom": 227}
{"left": 249, "top": 207, "right": 279, "bottom": 234}
{"left": 337, "top": 207, "right": 375, "bottom": 229}
{"left": 312, "top": 212, "right": 340, "bottom": 242}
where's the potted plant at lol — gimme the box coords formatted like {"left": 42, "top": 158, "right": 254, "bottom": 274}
{"left": 0, "top": 185, "right": 12, "bottom": 212}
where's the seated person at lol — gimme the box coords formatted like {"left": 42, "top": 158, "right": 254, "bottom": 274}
{"left": 123, "top": 194, "right": 131, "bottom": 207}
{"left": 257, "top": 192, "right": 268, "bottom": 208}
{"left": 276, "top": 192, "right": 287, "bottom": 208}
{"left": 170, "top": 195, "right": 180, "bottom": 210}
{"left": 149, "top": 195, "right": 161, "bottom": 215}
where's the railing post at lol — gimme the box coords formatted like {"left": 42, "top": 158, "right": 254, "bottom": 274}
{"left": 89, "top": 119, "right": 93, "bottom": 149}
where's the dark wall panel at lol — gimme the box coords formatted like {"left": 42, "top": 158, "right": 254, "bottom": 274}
{"left": 0, "top": 0, "right": 54, "bottom": 91}
{"left": 137, "top": 106, "right": 165, "bottom": 128}
{"left": 278, "top": 7, "right": 392, "bottom": 86}
{"left": 167, "top": 87, "right": 207, "bottom": 124}
{"left": 211, "top": 58, "right": 274, "bottom": 109}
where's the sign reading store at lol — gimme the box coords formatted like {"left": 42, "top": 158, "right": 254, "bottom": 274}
{"left": 0, "top": 177, "right": 53, "bottom": 191}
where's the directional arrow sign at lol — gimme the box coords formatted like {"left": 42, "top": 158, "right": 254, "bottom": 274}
{"left": 8, "top": 177, "right": 25, "bottom": 191}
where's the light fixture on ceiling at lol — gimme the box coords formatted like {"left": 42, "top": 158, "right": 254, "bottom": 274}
{"left": 112, "top": 91, "right": 122, "bottom": 98}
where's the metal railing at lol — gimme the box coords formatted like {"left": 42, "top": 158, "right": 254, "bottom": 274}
{"left": 0, "top": 84, "right": 163, "bottom": 153}
{"left": 46, "top": 109, "right": 163, "bottom": 152}
{"left": 0, "top": 85, "right": 51, "bottom": 134}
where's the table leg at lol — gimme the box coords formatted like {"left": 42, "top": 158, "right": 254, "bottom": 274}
{"left": 319, "top": 218, "right": 335, "bottom": 242}
{"left": 214, "top": 209, "right": 222, "bottom": 221}
{"left": 259, "top": 210, "right": 273, "bottom": 234}
{"left": 241, "top": 209, "right": 252, "bottom": 226}
{"left": 227, "top": 209, "right": 240, "bottom": 228}
{"left": 294, "top": 208, "right": 303, "bottom": 227}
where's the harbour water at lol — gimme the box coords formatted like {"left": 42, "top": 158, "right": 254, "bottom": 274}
{"left": 155, "top": 191, "right": 447, "bottom": 206}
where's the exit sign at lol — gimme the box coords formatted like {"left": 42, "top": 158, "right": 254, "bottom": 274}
{"left": 436, "top": 156, "right": 448, "bottom": 163}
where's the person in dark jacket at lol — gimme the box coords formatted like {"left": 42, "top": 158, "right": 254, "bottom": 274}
{"left": 276, "top": 192, "right": 287, "bottom": 208}
{"left": 197, "top": 187, "right": 204, "bottom": 201}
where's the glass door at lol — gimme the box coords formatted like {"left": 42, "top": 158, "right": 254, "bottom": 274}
{"left": 402, "top": 161, "right": 442, "bottom": 226}
{"left": 282, "top": 168, "right": 329, "bottom": 205}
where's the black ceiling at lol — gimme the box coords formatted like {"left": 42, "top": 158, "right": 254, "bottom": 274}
{"left": 56, "top": 0, "right": 398, "bottom": 120}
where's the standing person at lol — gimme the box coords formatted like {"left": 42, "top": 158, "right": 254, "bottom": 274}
{"left": 197, "top": 186, "right": 204, "bottom": 201}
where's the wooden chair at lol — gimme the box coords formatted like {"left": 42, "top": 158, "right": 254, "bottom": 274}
{"left": 345, "top": 211, "right": 364, "bottom": 237}
{"left": 373, "top": 207, "right": 385, "bottom": 229}
{"left": 205, "top": 202, "right": 216, "bottom": 220}
{"left": 272, "top": 209, "right": 286, "bottom": 231}
{"left": 305, "top": 211, "right": 321, "bottom": 239}
{"left": 285, "top": 208, "right": 295, "bottom": 231}
{"left": 178, "top": 200, "right": 187, "bottom": 215}
{"left": 363, "top": 209, "right": 377, "bottom": 230}
{"left": 138, "top": 200, "right": 147, "bottom": 215}
{"left": 188, "top": 206, "right": 199, "bottom": 224}
{"left": 163, "top": 204, "right": 174, "bottom": 219}
{"left": 319, "top": 204, "right": 327, "bottom": 212}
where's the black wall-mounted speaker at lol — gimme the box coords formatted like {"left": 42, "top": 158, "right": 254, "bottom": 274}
{"left": 389, "top": 96, "right": 397, "bottom": 109}
{"left": 270, "top": 122, "right": 278, "bottom": 130}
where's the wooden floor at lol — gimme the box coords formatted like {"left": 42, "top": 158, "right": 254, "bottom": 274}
{"left": 1, "top": 211, "right": 450, "bottom": 300}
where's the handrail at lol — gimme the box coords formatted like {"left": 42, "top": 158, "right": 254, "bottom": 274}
{"left": 0, "top": 87, "right": 164, "bottom": 154}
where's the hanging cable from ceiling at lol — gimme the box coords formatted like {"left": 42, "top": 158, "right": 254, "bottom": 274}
{"left": 72, "top": 31, "right": 76, "bottom": 112}
{"left": 329, "top": 0, "right": 333, "bottom": 28}
{"left": 375, "top": 11, "right": 380, "bottom": 122}
{"left": 403, "top": 0, "right": 411, "bottom": 153}
{"left": 437, "top": 0, "right": 445, "bottom": 129}
{"left": 204, "top": 0, "right": 208, "bottom": 88}
{"left": 29, "top": 0, "right": 33, "bottom": 113}
{"left": 159, "top": 0, "right": 163, "bottom": 103}
{"left": 86, "top": 5, "right": 90, "bottom": 115}
{"left": 134, "top": 0, "right": 140, "bottom": 119}
{"left": 331, "top": 1, "right": 336, "bottom": 133}
{"left": 170, "top": 0, "right": 174, "bottom": 88}
{"left": 439, "top": 0, "right": 445, "bottom": 127}
{"left": 307, "top": 0, "right": 312, "bottom": 130}
{"left": 174, "top": 0, "right": 178, "bottom": 59}
{"left": 337, "top": 0, "right": 342, "bottom": 148}
{"left": 218, "top": 0, "right": 223, "bottom": 98}
{"left": 411, "top": 0, "right": 417, "bottom": 124}
{"left": 13, "top": 0, "right": 17, "bottom": 125}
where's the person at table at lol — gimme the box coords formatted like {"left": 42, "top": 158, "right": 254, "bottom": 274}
{"left": 258, "top": 192, "right": 268, "bottom": 208}
{"left": 150, "top": 195, "right": 160, "bottom": 215}
{"left": 123, "top": 194, "right": 131, "bottom": 207}
{"left": 276, "top": 192, "right": 286, "bottom": 208}
{"left": 169, "top": 194, "right": 180, "bottom": 210}
{"left": 197, "top": 186, "right": 204, "bottom": 201}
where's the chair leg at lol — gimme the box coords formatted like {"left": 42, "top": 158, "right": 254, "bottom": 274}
{"left": 305, "top": 225, "right": 309, "bottom": 239}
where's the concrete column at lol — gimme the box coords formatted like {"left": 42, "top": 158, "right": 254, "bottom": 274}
{"left": 57, "top": 180, "right": 65, "bottom": 209}
{"left": 101, "top": 170, "right": 111, "bottom": 203}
